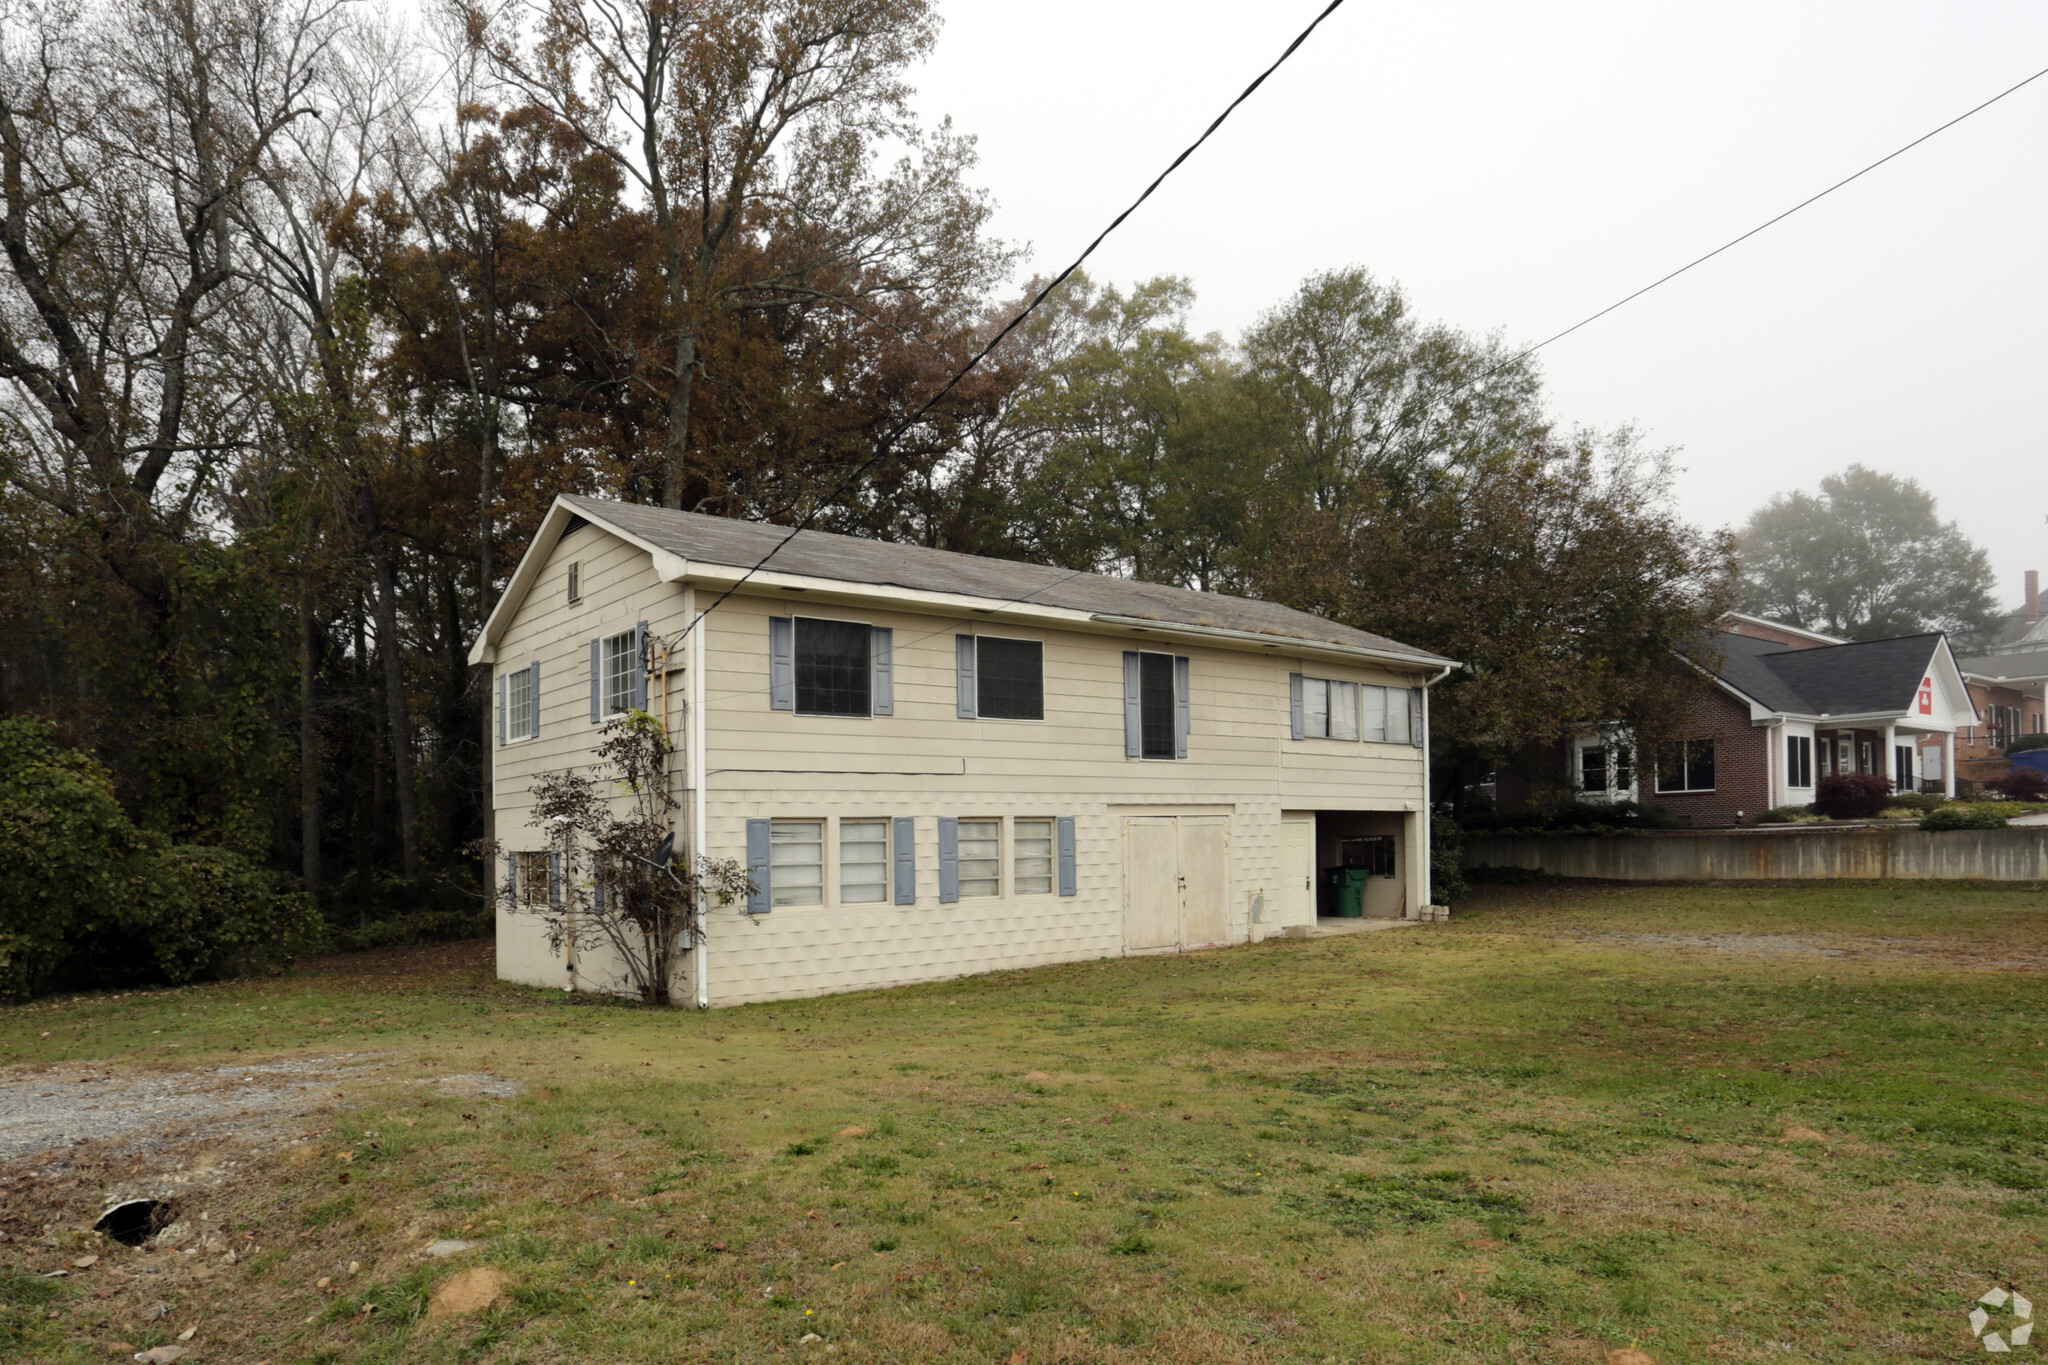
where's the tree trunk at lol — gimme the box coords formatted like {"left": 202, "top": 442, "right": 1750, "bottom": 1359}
{"left": 299, "top": 594, "right": 321, "bottom": 894}
{"left": 359, "top": 485, "right": 420, "bottom": 880}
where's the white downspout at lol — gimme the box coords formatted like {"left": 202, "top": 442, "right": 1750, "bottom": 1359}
{"left": 688, "top": 586, "right": 710, "bottom": 1010}
{"left": 1419, "top": 663, "right": 1452, "bottom": 911}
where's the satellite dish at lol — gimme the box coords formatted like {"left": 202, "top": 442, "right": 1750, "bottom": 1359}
{"left": 653, "top": 831, "right": 676, "bottom": 868}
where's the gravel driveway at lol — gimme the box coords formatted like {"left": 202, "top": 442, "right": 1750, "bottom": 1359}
{"left": 0, "top": 1055, "right": 384, "bottom": 1162}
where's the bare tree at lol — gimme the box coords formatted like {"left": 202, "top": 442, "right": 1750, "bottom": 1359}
{"left": 511, "top": 712, "right": 749, "bottom": 1005}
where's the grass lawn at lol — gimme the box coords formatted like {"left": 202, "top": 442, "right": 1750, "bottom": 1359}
{"left": 5, "top": 880, "right": 2047, "bottom": 1363}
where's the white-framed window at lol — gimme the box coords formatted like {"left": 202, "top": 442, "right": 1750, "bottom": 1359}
{"left": 958, "top": 818, "right": 1001, "bottom": 898}
{"left": 839, "top": 820, "right": 888, "bottom": 904}
{"left": 1574, "top": 735, "right": 1634, "bottom": 800}
{"left": 601, "top": 630, "right": 637, "bottom": 717}
{"left": 506, "top": 666, "right": 536, "bottom": 741}
{"left": 769, "top": 820, "right": 824, "bottom": 907}
{"left": 1786, "top": 734, "right": 1813, "bottom": 788}
{"left": 1013, "top": 818, "right": 1054, "bottom": 896}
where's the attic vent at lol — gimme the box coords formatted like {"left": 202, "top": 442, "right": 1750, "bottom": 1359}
{"left": 563, "top": 514, "right": 590, "bottom": 538}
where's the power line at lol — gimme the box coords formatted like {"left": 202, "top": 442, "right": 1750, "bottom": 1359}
{"left": 670, "top": 0, "right": 1351, "bottom": 643}
{"left": 1480, "top": 62, "right": 2048, "bottom": 387}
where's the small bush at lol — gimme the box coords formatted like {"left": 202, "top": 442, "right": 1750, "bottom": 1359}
{"left": 1813, "top": 773, "right": 1893, "bottom": 819}
{"left": 1920, "top": 804, "right": 2009, "bottom": 831}
{"left": 1989, "top": 768, "right": 2048, "bottom": 802}
{"left": 1755, "top": 805, "right": 1824, "bottom": 825}
{"left": 1430, "top": 814, "right": 1468, "bottom": 903}
{"left": 1886, "top": 792, "right": 1947, "bottom": 813}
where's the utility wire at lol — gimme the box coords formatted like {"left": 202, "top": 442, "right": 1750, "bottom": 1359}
{"left": 1465, "top": 62, "right": 2048, "bottom": 393}
{"left": 668, "top": 0, "right": 1352, "bottom": 644}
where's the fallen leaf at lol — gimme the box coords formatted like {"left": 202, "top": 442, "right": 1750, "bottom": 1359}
{"left": 132, "top": 1348, "right": 186, "bottom": 1364}
{"left": 72, "top": 1255, "right": 99, "bottom": 1268}
{"left": 1455, "top": 1289, "right": 1468, "bottom": 1306}
{"left": 315, "top": 1277, "right": 332, "bottom": 1290}
{"left": 176, "top": 1327, "right": 197, "bottom": 1341}
{"left": 1010, "top": 1351, "right": 1027, "bottom": 1364}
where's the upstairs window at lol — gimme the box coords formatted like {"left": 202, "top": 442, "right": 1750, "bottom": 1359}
{"left": 1657, "top": 739, "right": 1716, "bottom": 793}
{"left": 566, "top": 561, "right": 581, "bottom": 603}
{"left": 601, "top": 630, "right": 636, "bottom": 716}
{"left": 957, "top": 636, "right": 1043, "bottom": 720}
{"left": 505, "top": 665, "right": 536, "bottom": 741}
{"left": 1139, "top": 653, "right": 1176, "bottom": 759}
{"left": 1293, "top": 676, "right": 1411, "bottom": 744}
{"left": 797, "top": 617, "right": 871, "bottom": 716}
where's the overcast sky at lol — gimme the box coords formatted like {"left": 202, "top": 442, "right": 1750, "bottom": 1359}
{"left": 908, "top": 0, "right": 2048, "bottom": 607}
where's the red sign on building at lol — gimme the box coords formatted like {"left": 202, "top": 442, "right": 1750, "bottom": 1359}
{"left": 1918, "top": 676, "right": 1933, "bottom": 715}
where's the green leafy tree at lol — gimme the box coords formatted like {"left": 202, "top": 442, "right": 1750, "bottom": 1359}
{"left": 1737, "top": 465, "right": 1999, "bottom": 642}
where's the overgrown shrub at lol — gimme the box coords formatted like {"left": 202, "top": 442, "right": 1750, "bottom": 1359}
{"left": 1812, "top": 773, "right": 1892, "bottom": 819}
{"left": 1430, "top": 814, "right": 1468, "bottom": 903}
{"left": 1886, "top": 791, "right": 1947, "bottom": 813}
{"left": 1988, "top": 768, "right": 2048, "bottom": 802}
{"left": 2007, "top": 734, "right": 2048, "bottom": 755}
{"left": 1920, "top": 804, "right": 2009, "bottom": 831}
{"left": 0, "top": 716, "right": 320, "bottom": 997}
{"left": 1755, "top": 805, "right": 1823, "bottom": 824}
{"left": 1460, "top": 798, "right": 1674, "bottom": 837}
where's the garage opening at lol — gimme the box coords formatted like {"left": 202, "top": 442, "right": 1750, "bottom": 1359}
{"left": 1278, "top": 811, "right": 1408, "bottom": 927}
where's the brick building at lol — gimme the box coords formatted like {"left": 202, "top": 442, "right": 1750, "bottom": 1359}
{"left": 1494, "top": 615, "right": 1975, "bottom": 826}
{"left": 1946, "top": 570, "right": 2047, "bottom": 786}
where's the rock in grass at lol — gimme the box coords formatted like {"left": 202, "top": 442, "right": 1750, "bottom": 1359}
{"left": 422, "top": 1239, "right": 480, "bottom": 1257}
{"left": 427, "top": 1267, "right": 510, "bottom": 1320}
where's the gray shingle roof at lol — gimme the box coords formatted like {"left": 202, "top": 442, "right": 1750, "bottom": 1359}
{"left": 1959, "top": 648, "right": 2048, "bottom": 682}
{"left": 1687, "top": 630, "right": 1941, "bottom": 716}
{"left": 567, "top": 497, "right": 1452, "bottom": 665}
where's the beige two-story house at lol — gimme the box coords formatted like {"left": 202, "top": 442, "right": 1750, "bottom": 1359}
{"left": 468, "top": 495, "right": 1455, "bottom": 1007}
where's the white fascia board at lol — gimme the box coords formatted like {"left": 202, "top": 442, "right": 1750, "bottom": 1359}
{"left": 1085, "top": 613, "right": 1458, "bottom": 676}
{"left": 1721, "top": 611, "right": 1848, "bottom": 645}
{"left": 467, "top": 496, "right": 675, "bottom": 666}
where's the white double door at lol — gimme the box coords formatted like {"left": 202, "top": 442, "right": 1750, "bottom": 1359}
{"left": 1122, "top": 816, "right": 1230, "bottom": 951}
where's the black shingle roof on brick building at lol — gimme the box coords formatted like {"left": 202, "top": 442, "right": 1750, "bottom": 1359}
{"left": 1685, "top": 631, "right": 1944, "bottom": 717}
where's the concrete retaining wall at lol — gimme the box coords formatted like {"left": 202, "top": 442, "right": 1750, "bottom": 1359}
{"left": 1464, "top": 825, "right": 2048, "bottom": 881}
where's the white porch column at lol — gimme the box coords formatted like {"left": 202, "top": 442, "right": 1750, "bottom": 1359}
{"left": 1881, "top": 723, "right": 1896, "bottom": 794}
{"left": 1943, "top": 729, "right": 1957, "bottom": 799}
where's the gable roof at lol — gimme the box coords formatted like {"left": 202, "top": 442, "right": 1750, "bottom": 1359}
{"left": 1687, "top": 630, "right": 1948, "bottom": 717}
{"left": 481, "top": 496, "right": 1455, "bottom": 668}
{"left": 1959, "top": 648, "right": 2048, "bottom": 684}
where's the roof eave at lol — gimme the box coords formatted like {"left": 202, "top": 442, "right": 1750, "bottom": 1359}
{"left": 1087, "top": 613, "right": 1459, "bottom": 673}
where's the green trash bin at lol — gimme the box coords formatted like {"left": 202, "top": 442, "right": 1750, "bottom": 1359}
{"left": 1324, "top": 867, "right": 1370, "bottom": 918}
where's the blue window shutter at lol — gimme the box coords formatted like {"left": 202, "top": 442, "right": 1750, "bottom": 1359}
{"left": 1123, "top": 652, "right": 1142, "bottom": 757}
{"left": 1410, "top": 688, "right": 1424, "bottom": 749}
{"left": 872, "top": 627, "right": 894, "bottom": 716}
{"left": 498, "top": 672, "right": 508, "bottom": 746}
{"left": 956, "top": 635, "right": 976, "bottom": 718}
{"left": 589, "top": 638, "right": 601, "bottom": 722}
{"left": 1289, "top": 672, "right": 1304, "bottom": 741}
{"left": 893, "top": 816, "right": 915, "bottom": 904}
{"left": 633, "top": 621, "right": 650, "bottom": 711}
{"left": 529, "top": 660, "right": 541, "bottom": 738}
{"left": 937, "top": 816, "right": 959, "bottom": 904}
{"left": 1174, "top": 656, "right": 1191, "bottom": 760}
{"left": 548, "top": 852, "right": 562, "bottom": 907}
{"left": 769, "top": 617, "right": 794, "bottom": 711}
{"left": 745, "top": 818, "right": 771, "bottom": 914}
{"left": 1057, "top": 816, "right": 1076, "bottom": 897}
